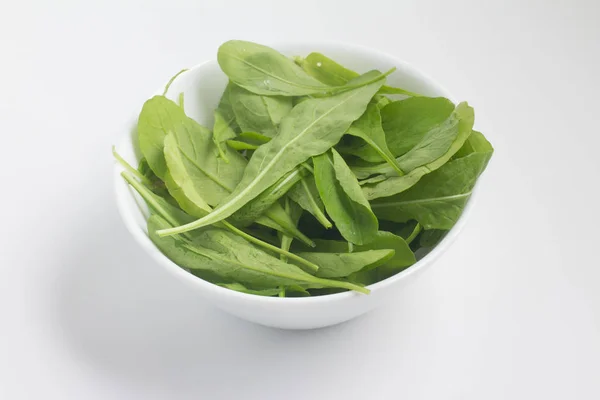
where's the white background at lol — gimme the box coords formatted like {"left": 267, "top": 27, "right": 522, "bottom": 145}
{"left": 1, "top": 0, "right": 599, "bottom": 398}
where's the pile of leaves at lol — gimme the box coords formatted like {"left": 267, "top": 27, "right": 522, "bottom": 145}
{"left": 114, "top": 40, "right": 493, "bottom": 297}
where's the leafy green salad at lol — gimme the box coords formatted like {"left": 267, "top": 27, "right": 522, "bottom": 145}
{"left": 114, "top": 40, "right": 493, "bottom": 297}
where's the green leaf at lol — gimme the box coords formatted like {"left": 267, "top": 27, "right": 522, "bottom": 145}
{"left": 313, "top": 149, "right": 378, "bottom": 245}
{"left": 148, "top": 215, "right": 369, "bottom": 293}
{"left": 137, "top": 95, "right": 188, "bottom": 180}
{"left": 453, "top": 130, "right": 493, "bottom": 159}
{"left": 218, "top": 40, "right": 329, "bottom": 96}
{"left": 294, "top": 231, "right": 415, "bottom": 274}
{"left": 159, "top": 77, "right": 385, "bottom": 237}
{"left": 370, "top": 150, "right": 493, "bottom": 229}
{"left": 216, "top": 82, "right": 240, "bottom": 132}
{"left": 296, "top": 249, "right": 395, "bottom": 278}
{"left": 352, "top": 101, "right": 468, "bottom": 179}
{"left": 381, "top": 97, "right": 455, "bottom": 157}
{"left": 159, "top": 109, "right": 246, "bottom": 209}
{"left": 297, "top": 52, "right": 419, "bottom": 97}
{"left": 341, "top": 103, "right": 404, "bottom": 176}
{"left": 218, "top": 41, "right": 393, "bottom": 97}
{"left": 349, "top": 97, "right": 455, "bottom": 164}
{"left": 287, "top": 175, "right": 331, "bottom": 228}
{"left": 229, "top": 84, "right": 293, "bottom": 137}
{"left": 361, "top": 102, "right": 475, "bottom": 200}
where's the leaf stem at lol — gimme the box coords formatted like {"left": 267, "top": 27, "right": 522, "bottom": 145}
{"left": 405, "top": 223, "right": 422, "bottom": 245}
{"left": 162, "top": 69, "right": 189, "bottom": 96}
{"left": 300, "top": 178, "right": 332, "bottom": 228}
{"left": 113, "top": 147, "right": 152, "bottom": 186}
{"left": 221, "top": 221, "right": 319, "bottom": 273}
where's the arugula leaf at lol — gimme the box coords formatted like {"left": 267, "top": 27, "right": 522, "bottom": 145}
{"left": 158, "top": 77, "right": 385, "bottom": 237}
{"left": 296, "top": 52, "right": 420, "bottom": 96}
{"left": 380, "top": 97, "right": 456, "bottom": 157}
{"left": 294, "top": 231, "right": 415, "bottom": 273}
{"left": 218, "top": 41, "right": 391, "bottom": 97}
{"left": 229, "top": 84, "right": 293, "bottom": 137}
{"left": 149, "top": 215, "right": 369, "bottom": 293}
{"left": 216, "top": 82, "right": 240, "bottom": 131}
{"left": 370, "top": 150, "right": 493, "bottom": 229}
{"left": 453, "top": 130, "right": 493, "bottom": 160}
{"left": 313, "top": 149, "right": 378, "bottom": 245}
{"left": 158, "top": 106, "right": 246, "bottom": 208}
{"left": 296, "top": 249, "right": 395, "bottom": 278}
{"left": 218, "top": 40, "right": 329, "bottom": 96}
{"left": 361, "top": 102, "right": 475, "bottom": 200}
{"left": 340, "top": 103, "right": 404, "bottom": 176}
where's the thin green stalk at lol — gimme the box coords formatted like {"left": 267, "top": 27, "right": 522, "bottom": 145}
{"left": 301, "top": 162, "right": 314, "bottom": 174}
{"left": 279, "top": 286, "right": 286, "bottom": 297}
{"left": 280, "top": 198, "right": 294, "bottom": 262}
{"left": 222, "top": 221, "right": 319, "bottom": 273}
{"left": 121, "top": 172, "right": 189, "bottom": 239}
{"left": 113, "top": 147, "right": 152, "bottom": 186}
{"left": 406, "top": 223, "right": 422, "bottom": 245}
{"left": 162, "top": 68, "right": 188, "bottom": 96}
{"left": 300, "top": 178, "right": 332, "bottom": 228}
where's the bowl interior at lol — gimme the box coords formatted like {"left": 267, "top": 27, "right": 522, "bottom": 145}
{"left": 115, "top": 42, "right": 460, "bottom": 302}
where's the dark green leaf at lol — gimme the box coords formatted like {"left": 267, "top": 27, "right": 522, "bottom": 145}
{"left": 293, "top": 231, "right": 415, "bottom": 273}
{"left": 229, "top": 84, "right": 293, "bottom": 137}
{"left": 218, "top": 41, "right": 390, "bottom": 97}
{"left": 370, "top": 151, "right": 493, "bottom": 229}
{"left": 296, "top": 249, "right": 394, "bottom": 278}
{"left": 287, "top": 175, "right": 332, "bottom": 228}
{"left": 297, "top": 52, "right": 419, "bottom": 96}
{"left": 314, "top": 149, "right": 378, "bottom": 245}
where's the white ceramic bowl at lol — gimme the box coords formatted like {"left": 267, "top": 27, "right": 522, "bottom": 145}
{"left": 114, "top": 42, "right": 474, "bottom": 330}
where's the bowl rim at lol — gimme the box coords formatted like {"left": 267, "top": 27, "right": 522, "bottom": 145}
{"left": 114, "top": 40, "right": 474, "bottom": 304}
